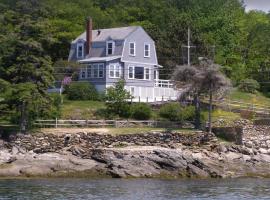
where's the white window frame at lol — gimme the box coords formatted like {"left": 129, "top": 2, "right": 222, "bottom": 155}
{"left": 128, "top": 66, "right": 135, "bottom": 79}
{"left": 144, "top": 43, "right": 150, "bottom": 58}
{"left": 106, "top": 41, "right": 114, "bottom": 55}
{"left": 85, "top": 63, "right": 104, "bottom": 79}
{"left": 144, "top": 67, "right": 150, "bottom": 80}
{"left": 109, "top": 64, "right": 122, "bottom": 78}
{"left": 129, "top": 42, "right": 136, "bottom": 56}
{"left": 77, "top": 43, "right": 84, "bottom": 58}
{"left": 128, "top": 65, "right": 151, "bottom": 80}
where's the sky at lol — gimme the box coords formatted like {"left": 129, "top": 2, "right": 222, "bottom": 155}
{"left": 244, "top": 0, "right": 270, "bottom": 12}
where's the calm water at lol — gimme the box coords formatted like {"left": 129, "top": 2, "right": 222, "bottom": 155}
{"left": 0, "top": 178, "right": 269, "bottom": 200}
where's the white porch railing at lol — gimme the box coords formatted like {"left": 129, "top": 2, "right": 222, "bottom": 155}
{"left": 154, "top": 79, "right": 174, "bottom": 88}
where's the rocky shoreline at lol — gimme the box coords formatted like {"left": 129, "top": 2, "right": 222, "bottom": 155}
{"left": 0, "top": 127, "right": 270, "bottom": 178}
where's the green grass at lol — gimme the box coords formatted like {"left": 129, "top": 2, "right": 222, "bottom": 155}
{"left": 202, "top": 109, "right": 241, "bottom": 126}
{"left": 61, "top": 99, "right": 106, "bottom": 119}
{"left": 227, "top": 88, "right": 270, "bottom": 107}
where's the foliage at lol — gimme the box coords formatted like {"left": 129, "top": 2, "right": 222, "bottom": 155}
{"left": 65, "top": 82, "right": 99, "bottom": 101}
{"left": 130, "top": 103, "right": 152, "bottom": 120}
{"left": 105, "top": 80, "right": 132, "bottom": 118}
{"left": 0, "top": 0, "right": 270, "bottom": 127}
{"left": 238, "top": 79, "right": 260, "bottom": 94}
{"left": 173, "top": 60, "right": 231, "bottom": 132}
{"left": 159, "top": 103, "right": 182, "bottom": 122}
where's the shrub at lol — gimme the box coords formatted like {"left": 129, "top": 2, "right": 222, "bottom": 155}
{"left": 159, "top": 103, "right": 182, "bottom": 122}
{"left": 131, "top": 103, "right": 152, "bottom": 120}
{"left": 65, "top": 82, "right": 99, "bottom": 100}
{"left": 238, "top": 79, "right": 260, "bottom": 94}
{"left": 182, "top": 105, "right": 195, "bottom": 121}
{"left": 105, "top": 80, "right": 132, "bottom": 118}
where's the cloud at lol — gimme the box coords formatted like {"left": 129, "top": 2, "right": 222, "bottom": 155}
{"left": 243, "top": 0, "right": 270, "bottom": 12}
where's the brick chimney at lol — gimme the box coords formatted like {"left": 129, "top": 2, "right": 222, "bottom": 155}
{"left": 86, "top": 17, "right": 92, "bottom": 55}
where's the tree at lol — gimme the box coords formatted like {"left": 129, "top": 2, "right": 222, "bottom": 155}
{"left": 172, "top": 65, "right": 202, "bottom": 129}
{"left": 0, "top": 1, "right": 54, "bottom": 132}
{"left": 105, "top": 79, "right": 132, "bottom": 118}
{"left": 173, "top": 59, "right": 231, "bottom": 132}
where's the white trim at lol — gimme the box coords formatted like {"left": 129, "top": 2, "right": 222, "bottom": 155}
{"left": 106, "top": 41, "right": 115, "bottom": 56}
{"left": 127, "top": 65, "right": 151, "bottom": 81}
{"left": 144, "top": 43, "right": 150, "bottom": 58}
{"left": 121, "top": 60, "right": 158, "bottom": 66}
{"left": 109, "top": 64, "right": 122, "bottom": 79}
{"left": 79, "top": 56, "right": 121, "bottom": 63}
{"left": 129, "top": 42, "right": 136, "bottom": 56}
{"left": 84, "top": 63, "right": 104, "bottom": 79}
{"left": 77, "top": 43, "right": 84, "bottom": 58}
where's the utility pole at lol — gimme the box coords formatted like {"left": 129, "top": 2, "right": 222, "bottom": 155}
{"left": 182, "top": 27, "right": 195, "bottom": 66}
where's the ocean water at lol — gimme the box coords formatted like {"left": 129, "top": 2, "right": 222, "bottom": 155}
{"left": 0, "top": 178, "right": 269, "bottom": 200}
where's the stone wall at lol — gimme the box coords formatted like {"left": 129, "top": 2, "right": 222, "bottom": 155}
{"left": 212, "top": 127, "right": 243, "bottom": 145}
{"left": 1, "top": 131, "right": 213, "bottom": 155}
{"left": 242, "top": 125, "right": 270, "bottom": 154}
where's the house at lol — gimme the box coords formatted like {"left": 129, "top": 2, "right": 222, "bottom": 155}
{"left": 68, "top": 17, "right": 180, "bottom": 102}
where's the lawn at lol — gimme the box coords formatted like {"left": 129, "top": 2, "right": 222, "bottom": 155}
{"left": 61, "top": 99, "right": 106, "bottom": 119}
{"left": 227, "top": 88, "right": 270, "bottom": 107}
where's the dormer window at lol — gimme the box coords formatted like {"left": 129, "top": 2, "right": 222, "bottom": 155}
{"left": 129, "top": 42, "right": 136, "bottom": 56}
{"left": 144, "top": 43, "right": 150, "bottom": 57}
{"left": 77, "top": 43, "right": 84, "bottom": 58}
{"left": 106, "top": 41, "right": 114, "bottom": 55}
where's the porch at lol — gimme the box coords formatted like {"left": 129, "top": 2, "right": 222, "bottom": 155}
{"left": 126, "top": 80, "right": 181, "bottom": 103}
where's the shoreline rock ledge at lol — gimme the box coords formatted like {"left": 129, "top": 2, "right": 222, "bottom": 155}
{"left": 0, "top": 130, "right": 270, "bottom": 179}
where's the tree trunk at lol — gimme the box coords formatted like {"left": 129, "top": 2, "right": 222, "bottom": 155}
{"left": 208, "top": 85, "right": 213, "bottom": 133}
{"left": 194, "top": 93, "right": 201, "bottom": 129}
{"left": 20, "top": 101, "right": 27, "bottom": 134}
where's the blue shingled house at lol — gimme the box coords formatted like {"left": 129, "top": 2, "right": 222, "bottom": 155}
{"left": 68, "top": 17, "right": 179, "bottom": 102}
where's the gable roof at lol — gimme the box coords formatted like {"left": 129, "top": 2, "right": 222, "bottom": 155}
{"left": 72, "top": 26, "right": 139, "bottom": 43}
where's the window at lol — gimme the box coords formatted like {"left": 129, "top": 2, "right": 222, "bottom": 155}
{"left": 129, "top": 42, "right": 136, "bottom": 56}
{"left": 128, "top": 66, "right": 150, "bottom": 80}
{"left": 85, "top": 63, "right": 104, "bottom": 78}
{"left": 93, "top": 64, "right": 99, "bottom": 78}
{"left": 134, "top": 67, "right": 144, "bottom": 79}
{"left": 145, "top": 68, "right": 150, "bottom": 80}
{"left": 109, "top": 64, "right": 122, "bottom": 78}
{"left": 81, "top": 68, "right": 86, "bottom": 79}
{"left": 129, "top": 66, "right": 134, "bottom": 79}
{"left": 77, "top": 43, "right": 84, "bottom": 58}
{"left": 107, "top": 41, "right": 114, "bottom": 55}
{"left": 87, "top": 65, "right": 92, "bottom": 78}
{"left": 144, "top": 43, "right": 150, "bottom": 57}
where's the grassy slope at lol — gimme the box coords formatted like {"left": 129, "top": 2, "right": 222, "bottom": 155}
{"left": 227, "top": 89, "right": 270, "bottom": 107}
{"left": 61, "top": 99, "right": 106, "bottom": 119}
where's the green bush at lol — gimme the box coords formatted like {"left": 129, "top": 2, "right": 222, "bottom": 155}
{"left": 65, "top": 82, "right": 99, "bottom": 100}
{"left": 238, "top": 79, "right": 260, "bottom": 94}
{"left": 105, "top": 80, "right": 132, "bottom": 118}
{"left": 131, "top": 103, "right": 152, "bottom": 120}
{"left": 159, "top": 103, "right": 182, "bottom": 121}
{"left": 182, "top": 105, "right": 195, "bottom": 121}
{"left": 159, "top": 103, "right": 196, "bottom": 122}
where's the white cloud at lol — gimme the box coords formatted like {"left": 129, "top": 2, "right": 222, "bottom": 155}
{"left": 243, "top": 0, "right": 270, "bottom": 12}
